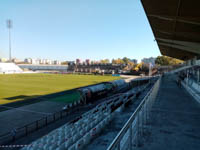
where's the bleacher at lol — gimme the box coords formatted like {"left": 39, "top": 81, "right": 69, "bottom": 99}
{"left": 0, "top": 63, "right": 23, "bottom": 74}
{"left": 21, "top": 83, "right": 150, "bottom": 150}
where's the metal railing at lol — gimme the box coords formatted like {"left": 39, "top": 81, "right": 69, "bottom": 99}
{"left": 0, "top": 106, "right": 82, "bottom": 145}
{"left": 107, "top": 77, "right": 161, "bottom": 150}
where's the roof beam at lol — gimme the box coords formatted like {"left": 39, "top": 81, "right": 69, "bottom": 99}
{"left": 158, "top": 42, "right": 199, "bottom": 54}
{"left": 148, "top": 15, "right": 200, "bottom": 26}
{"left": 157, "top": 38, "right": 200, "bottom": 54}
{"left": 157, "top": 38, "right": 200, "bottom": 49}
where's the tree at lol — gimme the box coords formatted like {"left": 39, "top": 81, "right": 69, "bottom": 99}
{"left": 155, "top": 56, "right": 170, "bottom": 66}
{"left": 122, "top": 57, "right": 129, "bottom": 64}
{"left": 112, "top": 58, "right": 124, "bottom": 64}
{"left": 112, "top": 57, "right": 138, "bottom": 66}
{"left": 100, "top": 59, "right": 110, "bottom": 64}
{"left": 155, "top": 56, "right": 183, "bottom": 66}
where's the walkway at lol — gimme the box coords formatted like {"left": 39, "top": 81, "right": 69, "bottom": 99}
{"left": 138, "top": 75, "right": 200, "bottom": 150}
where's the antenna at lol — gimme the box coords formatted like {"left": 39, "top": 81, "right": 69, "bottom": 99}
{"left": 7, "top": 19, "right": 12, "bottom": 62}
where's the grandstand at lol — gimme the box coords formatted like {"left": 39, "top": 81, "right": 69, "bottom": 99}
{"left": 1, "top": 0, "right": 200, "bottom": 149}
{"left": 20, "top": 80, "right": 154, "bottom": 150}
{"left": 0, "top": 76, "right": 158, "bottom": 150}
{"left": 0, "top": 63, "right": 23, "bottom": 74}
{"left": 18, "top": 64, "right": 68, "bottom": 71}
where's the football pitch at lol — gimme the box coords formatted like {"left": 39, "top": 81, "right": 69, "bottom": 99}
{"left": 0, "top": 73, "right": 120, "bottom": 105}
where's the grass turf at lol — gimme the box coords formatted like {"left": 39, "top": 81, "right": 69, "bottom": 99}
{"left": 0, "top": 73, "right": 120, "bottom": 105}
{"left": 50, "top": 91, "right": 81, "bottom": 103}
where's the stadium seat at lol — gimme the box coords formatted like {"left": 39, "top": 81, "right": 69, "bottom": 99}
{"left": 90, "top": 127, "right": 97, "bottom": 137}
{"left": 89, "top": 122, "right": 94, "bottom": 129}
{"left": 83, "top": 133, "right": 91, "bottom": 145}
{"left": 96, "top": 124, "right": 101, "bottom": 133}
{"left": 94, "top": 118, "right": 98, "bottom": 125}
{"left": 49, "top": 144, "right": 57, "bottom": 150}
{"left": 65, "top": 138, "right": 73, "bottom": 149}
{"left": 73, "top": 134, "right": 79, "bottom": 143}
{"left": 58, "top": 142, "right": 65, "bottom": 150}
{"left": 76, "top": 138, "right": 84, "bottom": 149}
{"left": 71, "top": 130, "right": 77, "bottom": 136}
{"left": 23, "top": 90, "right": 125, "bottom": 150}
{"left": 80, "top": 129, "right": 84, "bottom": 136}
{"left": 68, "top": 144, "right": 76, "bottom": 150}
{"left": 43, "top": 143, "right": 51, "bottom": 150}
{"left": 99, "top": 120, "right": 104, "bottom": 129}
{"left": 85, "top": 126, "right": 90, "bottom": 132}
{"left": 0, "top": 63, "right": 23, "bottom": 74}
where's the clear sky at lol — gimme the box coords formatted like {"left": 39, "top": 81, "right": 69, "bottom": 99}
{"left": 0, "top": 0, "right": 160, "bottom": 62}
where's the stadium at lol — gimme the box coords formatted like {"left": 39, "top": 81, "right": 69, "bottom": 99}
{"left": 0, "top": 61, "right": 159, "bottom": 150}
{"left": 1, "top": 0, "right": 200, "bottom": 150}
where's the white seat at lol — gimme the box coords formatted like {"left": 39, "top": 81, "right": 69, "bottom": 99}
{"left": 94, "top": 118, "right": 98, "bottom": 125}
{"left": 99, "top": 121, "right": 104, "bottom": 129}
{"left": 81, "top": 123, "right": 86, "bottom": 129}
{"left": 90, "top": 127, "right": 97, "bottom": 137}
{"left": 55, "top": 147, "right": 60, "bottom": 150}
{"left": 96, "top": 124, "right": 101, "bottom": 133}
{"left": 73, "top": 134, "right": 79, "bottom": 143}
{"left": 76, "top": 126, "right": 82, "bottom": 131}
{"left": 71, "top": 130, "right": 77, "bottom": 136}
{"left": 64, "top": 128, "right": 70, "bottom": 133}
{"left": 105, "top": 117, "right": 109, "bottom": 124}
{"left": 76, "top": 132, "right": 81, "bottom": 139}
{"left": 65, "top": 138, "right": 73, "bottom": 149}
{"left": 57, "top": 139, "right": 63, "bottom": 145}
{"left": 24, "top": 98, "right": 121, "bottom": 150}
{"left": 76, "top": 138, "right": 84, "bottom": 149}
{"left": 102, "top": 119, "right": 106, "bottom": 127}
{"left": 66, "top": 132, "right": 72, "bottom": 138}
{"left": 68, "top": 144, "right": 76, "bottom": 150}
{"left": 80, "top": 129, "right": 84, "bottom": 136}
{"left": 58, "top": 142, "right": 65, "bottom": 150}
{"left": 43, "top": 143, "right": 50, "bottom": 150}
{"left": 85, "top": 126, "right": 90, "bottom": 132}
{"left": 46, "top": 138, "right": 52, "bottom": 144}
{"left": 90, "top": 122, "right": 95, "bottom": 129}
{"left": 49, "top": 144, "right": 57, "bottom": 150}
{"left": 83, "top": 133, "right": 91, "bottom": 145}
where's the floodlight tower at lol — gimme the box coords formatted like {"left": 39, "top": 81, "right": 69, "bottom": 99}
{"left": 7, "top": 19, "right": 12, "bottom": 62}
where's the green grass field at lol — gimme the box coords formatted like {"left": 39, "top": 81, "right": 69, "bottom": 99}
{"left": 0, "top": 73, "right": 120, "bottom": 105}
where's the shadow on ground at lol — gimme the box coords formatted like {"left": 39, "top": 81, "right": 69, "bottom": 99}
{"left": 5, "top": 95, "right": 41, "bottom": 101}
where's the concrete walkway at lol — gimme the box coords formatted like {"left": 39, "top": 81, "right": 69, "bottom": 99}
{"left": 138, "top": 75, "right": 200, "bottom": 150}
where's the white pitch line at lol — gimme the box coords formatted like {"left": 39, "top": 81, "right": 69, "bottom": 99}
{"left": 0, "top": 105, "right": 52, "bottom": 115}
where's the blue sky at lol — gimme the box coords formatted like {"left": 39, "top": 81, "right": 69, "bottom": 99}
{"left": 0, "top": 0, "right": 160, "bottom": 62}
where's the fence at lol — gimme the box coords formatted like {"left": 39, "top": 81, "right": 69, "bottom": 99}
{"left": 107, "top": 77, "right": 160, "bottom": 150}
{"left": 0, "top": 106, "right": 82, "bottom": 145}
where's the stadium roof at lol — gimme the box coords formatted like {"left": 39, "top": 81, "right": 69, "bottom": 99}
{"left": 141, "top": 0, "right": 200, "bottom": 60}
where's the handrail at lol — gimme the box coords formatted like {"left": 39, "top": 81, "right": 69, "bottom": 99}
{"left": 107, "top": 77, "right": 160, "bottom": 150}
